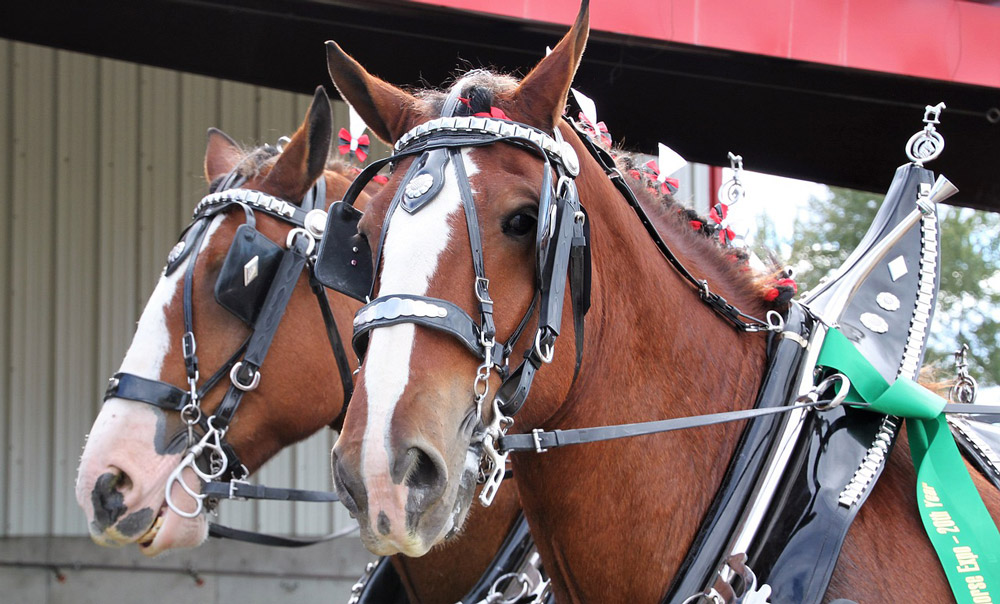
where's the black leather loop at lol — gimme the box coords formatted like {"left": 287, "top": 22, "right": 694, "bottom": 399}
{"left": 105, "top": 372, "right": 190, "bottom": 411}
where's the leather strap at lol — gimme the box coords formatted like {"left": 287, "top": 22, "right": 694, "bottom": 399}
{"left": 106, "top": 372, "right": 190, "bottom": 411}
{"left": 202, "top": 480, "right": 339, "bottom": 502}
{"left": 207, "top": 522, "right": 356, "bottom": 548}
{"left": 310, "top": 277, "right": 354, "bottom": 415}
{"left": 214, "top": 235, "right": 311, "bottom": 429}
{"left": 352, "top": 294, "right": 490, "bottom": 360}
{"left": 500, "top": 400, "right": 1000, "bottom": 454}
{"left": 499, "top": 400, "right": 841, "bottom": 453}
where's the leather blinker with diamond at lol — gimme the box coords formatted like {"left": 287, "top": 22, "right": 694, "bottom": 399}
{"left": 215, "top": 224, "right": 285, "bottom": 325}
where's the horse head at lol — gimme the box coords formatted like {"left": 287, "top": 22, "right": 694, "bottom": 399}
{"left": 75, "top": 87, "right": 362, "bottom": 556}
{"left": 326, "top": 4, "right": 592, "bottom": 556}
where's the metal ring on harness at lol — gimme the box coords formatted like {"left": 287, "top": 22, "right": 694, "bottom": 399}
{"left": 801, "top": 373, "right": 852, "bottom": 411}
{"left": 230, "top": 362, "right": 262, "bottom": 392}
{"left": 485, "top": 572, "right": 530, "bottom": 604}
{"left": 534, "top": 330, "right": 555, "bottom": 364}
{"left": 286, "top": 227, "right": 316, "bottom": 256}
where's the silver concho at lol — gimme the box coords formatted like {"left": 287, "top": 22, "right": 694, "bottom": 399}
{"left": 876, "top": 292, "right": 900, "bottom": 312}
{"left": 860, "top": 312, "right": 889, "bottom": 334}
{"left": 560, "top": 141, "right": 580, "bottom": 177}
{"left": 167, "top": 240, "right": 186, "bottom": 264}
{"left": 404, "top": 173, "right": 434, "bottom": 199}
{"left": 304, "top": 209, "right": 327, "bottom": 239}
{"left": 244, "top": 255, "right": 259, "bottom": 287}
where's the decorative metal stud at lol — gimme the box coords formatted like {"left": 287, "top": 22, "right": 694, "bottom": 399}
{"left": 887, "top": 256, "right": 908, "bottom": 281}
{"left": 243, "top": 255, "right": 259, "bottom": 287}
{"left": 167, "top": 241, "right": 186, "bottom": 264}
{"left": 560, "top": 141, "right": 580, "bottom": 176}
{"left": 876, "top": 292, "right": 900, "bottom": 311}
{"left": 404, "top": 173, "right": 434, "bottom": 199}
{"left": 304, "top": 209, "right": 327, "bottom": 239}
{"left": 860, "top": 312, "right": 889, "bottom": 334}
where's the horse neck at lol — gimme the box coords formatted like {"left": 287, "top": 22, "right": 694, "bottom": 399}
{"left": 510, "top": 143, "right": 770, "bottom": 601}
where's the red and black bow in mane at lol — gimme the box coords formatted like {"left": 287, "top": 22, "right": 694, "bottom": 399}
{"left": 338, "top": 127, "right": 370, "bottom": 162}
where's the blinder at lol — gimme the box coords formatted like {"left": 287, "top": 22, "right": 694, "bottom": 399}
{"left": 215, "top": 224, "right": 285, "bottom": 326}
{"left": 314, "top": 201, "right": 372, "bottom": 302}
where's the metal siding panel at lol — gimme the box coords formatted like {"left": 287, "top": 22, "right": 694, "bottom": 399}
{"left": 51, "top": 51, "right": 100, "bottom": 535}
{"left": 179, "top": 72, "right": 219, "bottom": 222}
{"left": 220, "top": 80, "right": 259, "bottom": 143}
{"left": 138, "top": 67, "right": 182, "bottom": 300}
{"left": 9, "top": 43, "right": 57, "bottom": 535}
{"left": 257, "top": 88, "right": 299, "bottom": 150}
{"left": 96, "top": 59, "right": 140, "bottom": 385}
{"left": 254, "top": 446, "right": 295, "bottom": 535}
{"left": 0, "top": 39, "right": 11, "bottom": 538}
{"left": 294, "top": 430, "right": 333, "bottom": 535}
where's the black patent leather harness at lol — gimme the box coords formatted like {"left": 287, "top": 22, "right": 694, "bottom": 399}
{"left": 103, "top": 169, "right": 354, "bottom": 547}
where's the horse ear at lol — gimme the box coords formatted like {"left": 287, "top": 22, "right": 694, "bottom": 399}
{"left": 325, "top": 41, "right": 419, "bottom": 143}
{"left": 204, "top": 128, "right": 244, "bottom": 184}
{"left": 511, "top": 1, "right": 590, "bottom": 130}
{"left": 262, "top": 86, "right": 333, "bottom": 202}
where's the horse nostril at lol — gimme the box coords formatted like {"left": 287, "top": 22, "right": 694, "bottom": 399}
{"left": 399, "top": 446, "right": 446, "bottom": 493}
{"left": 332, "top": 452, "right": 366, "bottom": 516}
{"left": 91, "top": 468, "right": 131, "bottom": 530}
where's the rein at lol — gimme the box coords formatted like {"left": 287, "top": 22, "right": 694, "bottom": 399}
{"left": 103, "top": 169, "right": 353, "bottom": 547}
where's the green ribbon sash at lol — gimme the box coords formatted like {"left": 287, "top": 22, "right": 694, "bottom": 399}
{"left": 818, "top": 328, "right": 1000, "bottom": 603}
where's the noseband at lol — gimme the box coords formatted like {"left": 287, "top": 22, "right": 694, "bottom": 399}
{"left": 315, "top": 89, "right": 592, "bottom": 505}
{"left": 104, "top": 165, "right": 355, "bottom": 520}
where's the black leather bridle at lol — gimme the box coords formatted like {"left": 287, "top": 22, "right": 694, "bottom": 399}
{"left": 315, "top": 86, "right": 592, "bottom": 505}
{"left": 103, "top": 166, "right": 355, "bottom": 546}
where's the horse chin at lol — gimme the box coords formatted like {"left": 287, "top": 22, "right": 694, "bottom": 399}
{"left": 137, "top": 504, "right": 209, "bottom": 557}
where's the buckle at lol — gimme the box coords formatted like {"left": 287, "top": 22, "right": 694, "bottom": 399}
{"left": 475, "top": 277, "right": 492, "bottom": 304}
{"left": 532, "top": 429, "right": 549, "bottom": 453}
{"left": 182, "top": 331, "right": 197, "bottom": 360}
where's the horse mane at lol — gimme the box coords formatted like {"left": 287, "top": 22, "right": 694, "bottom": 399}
{"left": 610, "top": 150, "right": 791, "bottom": 312}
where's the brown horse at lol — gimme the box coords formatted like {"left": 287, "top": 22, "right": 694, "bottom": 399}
{"left": 74, "top": 87, "right": 520, "bottom": 603}
{"left": 325, "top": 5, "right": 1000, "bottom": 602}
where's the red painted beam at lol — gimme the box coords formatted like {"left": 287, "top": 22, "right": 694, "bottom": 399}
{"left": 411, "top": 0, "right": 1000, "bottom": 89}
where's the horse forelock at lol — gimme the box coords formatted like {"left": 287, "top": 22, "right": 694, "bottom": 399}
{"left": 416, "top": 70, "right": 519, "bottom": 118}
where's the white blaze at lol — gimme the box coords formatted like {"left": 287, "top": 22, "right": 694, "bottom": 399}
{"left": 81, "top": 215, "right": 227, "bottom": 484}
{"left": 360, "top": 150, "right": 478, "bottom": 531}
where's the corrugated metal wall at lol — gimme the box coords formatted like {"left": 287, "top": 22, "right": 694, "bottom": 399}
{"left": 0, "top": 39, "right": 385, "bottom": 538}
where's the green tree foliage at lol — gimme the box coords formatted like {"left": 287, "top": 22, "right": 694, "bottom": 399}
{"left": 767, "top": 186, "right": 1000, "bottom": 387}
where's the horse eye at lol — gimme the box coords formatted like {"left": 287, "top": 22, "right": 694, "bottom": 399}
{"left": 502, "top": 211, "right": 537, "bottom": 238}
